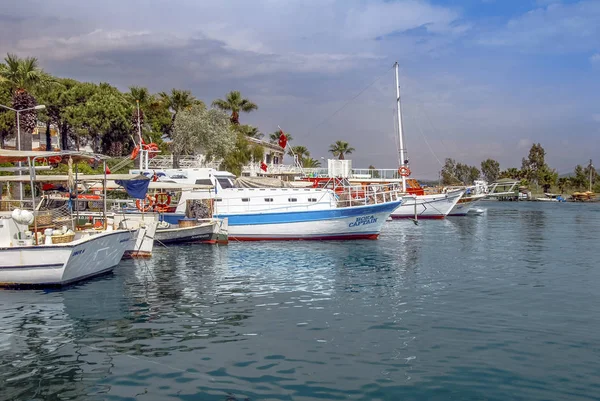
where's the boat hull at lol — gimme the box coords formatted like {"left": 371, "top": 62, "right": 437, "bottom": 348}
{"left": 214, "top": 200, "right": 401, "bottom": 241}
{"left": 448, "top": 194, "right": 487, "bottom": 216}
{"left": 0, "top": 230, "right": 132, "bottom": 287}
{"left": 391, "top": 190, "right": 463, "bottom": 219}
{"left": 122, "top": 221, "right": 158, "bottom": 258}
{"left": 155, "top": 219, "right": 227, "bottom": 245}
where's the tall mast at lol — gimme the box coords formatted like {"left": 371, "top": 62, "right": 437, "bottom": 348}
{"left": 137, "top": 100, "right": 145, "bottom": 170}
{"left": 394, "top": 62, "right": 407, "bottom": 192}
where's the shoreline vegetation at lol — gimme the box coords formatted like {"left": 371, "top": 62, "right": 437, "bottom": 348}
{"left": 0, "top": 54, "right": 596, "bottom": 196}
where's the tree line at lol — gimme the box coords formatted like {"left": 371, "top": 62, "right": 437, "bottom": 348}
{"left": 441, "top": 143, "right": 598, "bottom": 193}
{"left": 0, "top": 53, "right": 358, "bottom": 174}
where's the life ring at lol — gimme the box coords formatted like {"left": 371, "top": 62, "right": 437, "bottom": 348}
{"left": 144, "top": 143, "right": 159, "bottom": 159}
{"left": 135, "top": 194, "right": 154, "bottom": 212}
{"left": 398, "top": 166, "right": 411, "bottom": 177}
{"left": 154, "top": 193, "right": 171, "bottom": 210}
{"left": 130, "top": 145, "right": 140, "bottom": 160}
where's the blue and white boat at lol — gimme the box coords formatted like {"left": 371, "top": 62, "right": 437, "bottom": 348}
{"left": 130, "top": 168, "right": 402, "bottom": 241}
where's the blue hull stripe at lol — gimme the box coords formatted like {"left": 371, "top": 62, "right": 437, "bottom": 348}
{"left": 163, "top": 201, "right": 400, "bottom": 226}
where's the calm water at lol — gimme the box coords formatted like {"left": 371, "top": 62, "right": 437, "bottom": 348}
{"left": 1, "top": 202, "right": 600, "bottom": 401}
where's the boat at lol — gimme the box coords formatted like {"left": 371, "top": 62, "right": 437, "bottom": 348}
{"left": 536, "top": 193, "right": 566, "bottom": 202}
{"left": 0, "top": 215, "right": 132, "bottom": 286}
{"left": 447, "top": 181, "right": 489, "bottom": 216}
{"left": 0, "top": 150, "right": 133, "bottom": 286}
{"left": 390, "top": 62, "right": 464, "bottom": 219}
{"left": 129, "top": 168, "right": 403, "bottom": 241}
{"left": 155, "top": 218, "right": 228, "bottom": 245}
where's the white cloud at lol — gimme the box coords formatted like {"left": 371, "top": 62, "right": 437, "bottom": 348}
{"left": 478, "top": 1, "right": 600, "bottom": 53}
{"left": 592, "top": 53, "right": 600, "bottom": 64}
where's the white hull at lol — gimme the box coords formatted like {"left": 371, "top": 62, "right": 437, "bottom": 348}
{"left": 448, "top": 194, "right": 487, "bottom": 216}
{"left": 0, "top": 230, "right": 132, "bottom": 286}
{"left": 155, "top": 219, "right": 227, "bottom": 244}
{"left": 223, "top": 203, "right": 397, "bottom": 240}
{"left": 391, "top": 190, "right": 464, "bottom": 219}
{"left": 113, "top": 215, "right": 158, "bottom": 258}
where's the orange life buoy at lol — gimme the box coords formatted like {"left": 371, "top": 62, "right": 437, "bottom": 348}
{"left": 135, "top": 194, "right": 154, "bottom": 212}
{"left": 398, "top": 166, "right": 411, "bottom": 177}
{"left": 130, "top": 145, "right": 140, "bottom": 160}
{"left": 154, "top": 193, "right": 171, "bottom": 209}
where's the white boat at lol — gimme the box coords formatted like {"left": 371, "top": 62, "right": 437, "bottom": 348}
{"left": 391, "top": 189, "right": 464, "bottom": 219}
{"left": 390, "top": 62, "right": 464, "bottom": 219}
{"left": 536, "top": 193, "right": 566, "bottom": 202}
{"left": 0, "top": 150, "right": 136, "bottom": 286}
{"left": 447, "top": 193, "right": 487, "bottom": 216}
{"left": 128, "top": 168, "right": 403, "bottom": 241}
{"left": 0, "top": 217, "right": 132, "bottom": 286}
{"left": 155, "top": 218, "right": 228, "bottom": 244}
{"left": 113, "top": 214, "right": 158, "bottom": 258}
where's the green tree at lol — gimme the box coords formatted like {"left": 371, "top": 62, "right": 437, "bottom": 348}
{"left": 0, "top": 53, "right": 46, "bottom": 150}
{"left": 220, "top": 133, "right": 264, "bottom": 176}
{"left": 499, "top": 167, "right": 521, "bottom": 179}
{"left": 289, "top": 145, "right": 310, "bottom": 164}
{"left": 303, "top": 157, "right": 322, "bottom": 168}
{"left": 328, "top": 140, "right": 355, "bottom": 160}
{"left": 237, "top": 124, "right": 263, "bottom": 139}
{"left": 126, "top": 86, "right": 151, "bottom": 140}
{"left": 441, "top": 158, "right": 459, "bottom": 185}
{"left": 521, "top": 143, "right": 549, "bottom": 188}
{"left": 159, "top": 89, "right": 199, "bottom": 138}
{"left": 572, "top": 165, "right": 588, "bottom": 189}
{"left": 211, "top": 90, "right": 258, "bottom": 125}
{"left": 171, "top": 104, "right": 235, "bottom": 162}
{"left": 480, "top": 158, "right": 500, "bottom": 183}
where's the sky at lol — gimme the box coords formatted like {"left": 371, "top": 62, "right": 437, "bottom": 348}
{"left": 1, "top": 0, "right": 598, "bottom": 178}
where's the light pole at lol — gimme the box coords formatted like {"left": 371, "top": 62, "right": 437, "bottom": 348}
{"left": 0, "top": 104, "right": 46, "bottom": 203}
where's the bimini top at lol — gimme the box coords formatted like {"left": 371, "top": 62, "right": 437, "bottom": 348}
{"left": 0, "top": 149, "right": 109, "bottom": 163}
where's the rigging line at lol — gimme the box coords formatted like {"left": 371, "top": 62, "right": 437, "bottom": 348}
{"left": 412, "top": 105, "right": 443, "bottom": 167}
{"left": 308, "top": 64, "right": 395, "bottom": 135}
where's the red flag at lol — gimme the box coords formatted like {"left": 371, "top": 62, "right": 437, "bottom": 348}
{"left": 278, "top": 130, "right": 287, "bottom": 149}
{"left": 105, "top": 166, "right": 111, "bottom": 174}
{"left": 260, "top": 161, "right": 268, "bottom": 172}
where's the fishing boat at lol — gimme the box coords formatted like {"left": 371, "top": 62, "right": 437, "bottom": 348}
{"left": 536, "top": 193, "right": 566, "bottom": 202}
{"left": 390, "top": 62, "right": 464, "bottom": 219}
{"left": 155, "top": 218, "right": 228, "bottom": 245}
{"left": 0, "top": 150, "right": 133, "bottom": 286}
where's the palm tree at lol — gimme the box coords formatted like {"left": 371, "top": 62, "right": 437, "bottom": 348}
{"left": 0, "top": 54, "right": 45, "bottom": 151}
{"left": 127, "top": 86, "right": 151, "bottom": 140}
{"left": 159, "top": 89, "right": 199, "bottom": 138}
{"left": 328, "top": 140, "right": 355, "bottom": 160}
{"left": 302, "top": 157, "right": 321, "bottom": 168}
{"left": 159, "top": 89, "right": 201, "bottom": 168}
{"left": 288, "top": 145, "right": 310, "bottom": 166}
{"left": 212, "top": 90, "right": 258, "bottom": 125}
{"left": 269, "top": 130, "right": 293, "bottom": 144}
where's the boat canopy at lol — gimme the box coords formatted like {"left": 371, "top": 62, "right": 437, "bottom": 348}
{"left": 0, "top": 149, "right": 109, "bottom": 163}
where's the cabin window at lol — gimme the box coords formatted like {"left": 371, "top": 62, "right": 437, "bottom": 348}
{"left": 264, "top": 198, "right": 273, "bottom": 202}
{"left": 195, "top": 179, "right": 213, "bottom": 185}
{"left": 288, "top": 198, "right": 298, "bottom": 202}
{"left": 308, "top": 198, "right": 317, "bottom": 202}
{"left": 215, "top": 198, "right": 222, "bottom": 202}
{"left": 242, "top": 198, "right": 250, "bottom": 202}
{"left": 217, "top": 177, "right": 233, "bottom": 189}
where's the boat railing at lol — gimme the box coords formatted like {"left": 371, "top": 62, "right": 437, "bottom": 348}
{"left": 335, "top": 183, "right": 402, "bottom": 208}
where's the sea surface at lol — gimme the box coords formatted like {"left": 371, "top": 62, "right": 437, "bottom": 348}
{"left": 1, "top": 201, "right": 600, "bottom": 401}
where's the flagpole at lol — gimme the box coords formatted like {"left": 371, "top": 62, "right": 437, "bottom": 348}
{"left": 278, "top": 125, "right": 304, "bottom": 175}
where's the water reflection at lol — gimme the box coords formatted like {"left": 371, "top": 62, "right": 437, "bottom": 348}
{"left": 1, "top": 203, "right": 600, "bottom": 400}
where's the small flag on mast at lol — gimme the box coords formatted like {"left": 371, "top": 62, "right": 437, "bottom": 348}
{"left": 260, "top": 161, "right": 268, "bottom": 172}
{"left": 278, "top": 129, "right": 287, "bottom": 149}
